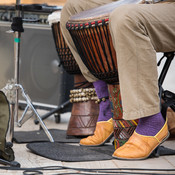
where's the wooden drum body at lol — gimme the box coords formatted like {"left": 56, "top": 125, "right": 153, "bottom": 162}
{"left": 66, "top": 0, "right": 146, "bottom": 147}
{"left": 66, "top": 0, "right": 144, "bottom": 84}
{"left": 48, "top": 11, "right": 99, "bottom": 136}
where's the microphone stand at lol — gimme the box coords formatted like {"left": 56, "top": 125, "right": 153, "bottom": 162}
{"left": 3, "top": 0, "right": 54, "bottom": 145}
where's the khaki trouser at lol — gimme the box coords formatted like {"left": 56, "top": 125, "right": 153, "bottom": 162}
{"left": 61, "top": 1, "right": 175, "bottom": 120}
{"left": 109, "top": 3, "right": 175, "bottom": 120}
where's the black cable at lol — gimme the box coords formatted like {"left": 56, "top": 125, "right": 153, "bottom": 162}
{"left": 53, "top": 173, "right": 175, "bottom": 175}
{"left": 0, "top": 165, "right": 174, "bottom": 175}
{"left": 58, "top": 166, "right": 175, "bottom": 174}
{"left": 23, "top": 170, "right": 43, "bottom": 175}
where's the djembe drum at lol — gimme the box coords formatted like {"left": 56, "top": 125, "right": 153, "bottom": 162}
{"left": 66, "top": 0, "right": 150, "bottom": 147}
{"left": 48, "top": 11, "right": 99, "bottom": 137}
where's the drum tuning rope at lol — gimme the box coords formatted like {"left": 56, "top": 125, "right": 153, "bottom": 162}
{"left": 2, "top": 0, "right": 54, "bottom": 143}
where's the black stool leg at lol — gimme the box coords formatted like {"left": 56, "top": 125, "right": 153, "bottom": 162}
{"left": 158, "top": 52, "right": 175, "bottom": 118}
{"left": 158, "top": 52, "right": 175, "bottom": 87}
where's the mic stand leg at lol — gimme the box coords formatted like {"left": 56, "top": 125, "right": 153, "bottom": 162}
{"left": 3, "top": 82, "right": 54, "bottom": 142}
{"left": 17, "top": 84, "right": 54, "bottom": 142}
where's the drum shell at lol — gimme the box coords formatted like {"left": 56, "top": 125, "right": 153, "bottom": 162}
{"left": 67, "top": 74, "right": 99, "bottom": 136}
{"left": 50, "top": 20, "right": 99, "bottom": 136}
{"left": 52, "top": 22, "right": 81, "bottom": 74}
{"left": 67, "top": 20, "right": 118, "bottom": 84}
{"left": 67, "top": 100, "right": 99, "bottom": 136}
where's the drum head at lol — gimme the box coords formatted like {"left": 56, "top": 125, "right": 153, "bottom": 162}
{"left": 69, "top": 0, "right": 143, "bottom": 23}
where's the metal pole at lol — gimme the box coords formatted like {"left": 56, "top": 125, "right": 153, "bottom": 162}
{"left": 8, "top": 0, "right": 21, "bottom": 141}
{"left": 13, "top": 33, "right": 20, "bottom": 123}
{"left": 13, "top": 0, "right": 21, "bottom": 123}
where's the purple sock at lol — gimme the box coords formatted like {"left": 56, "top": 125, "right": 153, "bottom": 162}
{"left": 135, "top": 112, "right": 165, "bottom": 136}
{"left": 93, "top": 80, "right": 112, "bottom": 122}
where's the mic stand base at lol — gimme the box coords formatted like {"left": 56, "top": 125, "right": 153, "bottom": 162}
{"left": 3, "top": 80, "right": 54, "bottom": 142}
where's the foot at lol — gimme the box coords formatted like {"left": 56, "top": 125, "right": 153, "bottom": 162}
{"left": 136, "top": 112, "right": 165, "bottom": 136}
{"left": 79, "top": 118, "right": 114, "bottom": 146}
{"left": 93, "top": 80, "right": 112, "bottom": 122}
{"left": 112, "top": 118, "right": 169, "bottom": 160}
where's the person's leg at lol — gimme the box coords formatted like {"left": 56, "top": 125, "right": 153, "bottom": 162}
{"left": 109, "top": 3, "right": 175, "bottom": 159}
{"left": 61, "top": 0, "right": 115, "bottom": 146}
{"left": 79, "top": 80, "right": 113, "bottom": 146}
{"left": 93, "top": 80, "right": 112, "bottom": 122}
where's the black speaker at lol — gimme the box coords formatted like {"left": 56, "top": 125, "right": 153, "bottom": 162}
{"left": 0, "top": 21, "right": 73, "bottom": 111}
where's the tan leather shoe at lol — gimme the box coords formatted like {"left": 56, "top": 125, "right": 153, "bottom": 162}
{"left": 79, "top": 118, "right": 114, "bottom": 146}
{"left": 112, "top": 118, "right": 169, "bottom": 160}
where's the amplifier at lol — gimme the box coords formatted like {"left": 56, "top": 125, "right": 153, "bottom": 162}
{"left": 0, "top": 4, "right": 62, "bottom": 24}
{"left": 0, "top": 19, "right": 73, "bottom": 111}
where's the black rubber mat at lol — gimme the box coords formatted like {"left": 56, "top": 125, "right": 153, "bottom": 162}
{"left": 26, "top": 142, "right": 175, "bottom": 162}
{"left": 13, "top": 129, "right": 81, "bottom": 143}
{"left": 151, "top": 145, "right": 175, "bottom": 158}
{"left": 26, "top": 142, "right": 114, "bottom": 162}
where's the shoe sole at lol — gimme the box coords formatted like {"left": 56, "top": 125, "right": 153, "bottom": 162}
{"left": 79, "top": 132, "right": 114, "bottom": 147}
{"left": 112, "top": 132, "right": 170, "bottom": 160}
